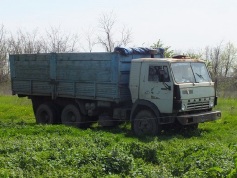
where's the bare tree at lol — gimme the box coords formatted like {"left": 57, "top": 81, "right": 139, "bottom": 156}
{"left": 221, "top": 42, "right": 237, "bottom": 77}
{"left": 44, "top": 26, "right": 79, "bottom": 53}
{"left": 7, "top": 26, "right": 80, "bottom": 54}
{"left": 117, "top": 25, "right": 132, "bottom": 47}
{"left": 8, "top": 29, "right": 43, "bottom": 54}
{"left": 83, "top": 27, "right": 97, "bottom": 52}
{"left": 203, "top": 42, "right": 225, "bottom": 94}
{"left": 0, "top": 24, "right": 9, "bottom": 82}
{"left": 209, "top": 42, "right": 223, "bottom": 78}
{"left": 97, "top": 12, "right": 115, "bottom": 52}
{"left": 97, "top": 11, "right": 132, "bottom": 52}
{"left": 200, "top": 46, "right": 212, "bottom": 74}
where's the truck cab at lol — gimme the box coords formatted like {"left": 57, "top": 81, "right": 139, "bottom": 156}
{"left": 129, "top": 57, "right": 221, "bottom": 136}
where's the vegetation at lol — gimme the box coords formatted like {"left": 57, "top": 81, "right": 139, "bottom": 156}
{"left": 0, "top": 96, "right": 236, "bottom": 177}
{"left": 1, "top": 11, "right": 237, "bottom": 176}
{"left": 150, "top": 39, "right": 174, "bottom": 58}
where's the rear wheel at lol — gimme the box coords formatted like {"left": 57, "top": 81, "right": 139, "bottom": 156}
{"left": 61, "top": 104, "right": 87, "bottom": 128}
{"left": 36, "top": 103, "right": 56, "bottom": 124}
{"left": 132, "top": 110, "right": 160, "bottom": 136}
{"left": 31, "top": 98, "right": 41, "bottom": 116}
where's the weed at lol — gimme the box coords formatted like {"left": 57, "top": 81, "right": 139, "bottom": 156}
{"left": 0, "top": 96, "right": 237, "bottom": 177}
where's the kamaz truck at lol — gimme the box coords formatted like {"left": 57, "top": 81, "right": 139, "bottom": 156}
{"left": 9, "top": 48, "right": 221, "bottom": 136}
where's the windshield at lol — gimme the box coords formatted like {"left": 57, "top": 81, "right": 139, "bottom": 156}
{"left": 171, "top": 62, "right": 211, "bottom": 83}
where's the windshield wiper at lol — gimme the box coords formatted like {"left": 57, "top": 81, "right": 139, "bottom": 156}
{"left": 195, "top": 73, "right": 204, "bottom": 80}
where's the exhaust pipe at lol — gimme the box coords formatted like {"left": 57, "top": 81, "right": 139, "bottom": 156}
{"left": 150, "top": 49, "right": 158, "bottom": 58}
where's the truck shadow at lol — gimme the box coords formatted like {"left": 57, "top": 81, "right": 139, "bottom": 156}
{"left": 90, "top": 123, "right": 212, "bottom": 142}
{"left": 5, "top": 121, "right": 212, "bottom": 142}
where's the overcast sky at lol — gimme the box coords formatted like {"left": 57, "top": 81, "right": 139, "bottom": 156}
{"left": 1, "top": 0, "right": 237, "bottom": 52}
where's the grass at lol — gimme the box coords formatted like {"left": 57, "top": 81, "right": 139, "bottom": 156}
{"left": 0, "top": 96, "right": 237, "bottom": 177}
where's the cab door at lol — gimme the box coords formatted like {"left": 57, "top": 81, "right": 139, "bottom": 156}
{"left": 139, "top": 62, "right": 173, "bottom": 113}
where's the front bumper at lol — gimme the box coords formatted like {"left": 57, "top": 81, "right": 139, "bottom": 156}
{"left": 177, "top": 110, "right": 221, "bottom": 125}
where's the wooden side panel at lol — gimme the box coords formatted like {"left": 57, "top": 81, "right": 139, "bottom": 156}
{"left": 9, "top": 52, "right": 164, "bottom": 102}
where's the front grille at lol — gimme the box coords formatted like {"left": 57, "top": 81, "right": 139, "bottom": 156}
{"left": 187, "top": 101, "right": 210, "bottom": 110}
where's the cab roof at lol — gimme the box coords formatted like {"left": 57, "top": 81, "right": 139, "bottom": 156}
{"left": 132, "top": 58, "right": 205, "bottom": 63}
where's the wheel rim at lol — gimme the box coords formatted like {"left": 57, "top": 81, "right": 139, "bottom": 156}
{"left": 133, "top": 110, "right": 159, "bottom": 136}
{"left": 135, "top": 119, "right": 153, "bottom": 135}
{"left": 65, "top": 111, "right": 77, "bottom": 124}
{"left": 39, "top": 111, "right": 50, "bottom": 123}
{"left": 61, "top": 104, "right": 82, "bottom": 127}
{"left": 36, "top": 104, "right": 55, "bottom": 124}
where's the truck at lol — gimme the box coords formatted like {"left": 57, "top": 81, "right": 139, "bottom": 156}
{"left": 9, "top": 47, "right": 221, "bottom": 136}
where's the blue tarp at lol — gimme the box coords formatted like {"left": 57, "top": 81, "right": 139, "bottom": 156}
{"left": 114, "top": 47, "right": 150, "bottom": 55}
{"left": 114, "top": 47, "right": 164, "bottom": 56}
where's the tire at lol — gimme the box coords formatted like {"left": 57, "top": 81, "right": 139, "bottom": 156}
{"left": 36, "top": 103, "right": 56, "bottom": 124}
{"left": 31, "top": 98, "right": 41, "bottom": 116}
{"left": 132, "top": 110, "right": 160, "bottom": 136}
{"left": 61, "top": 104, "right": 86, "bottom": 128}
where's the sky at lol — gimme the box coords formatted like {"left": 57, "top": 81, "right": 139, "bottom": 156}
{"left": 1, "top": 0, "right": 237, "bottom": 52}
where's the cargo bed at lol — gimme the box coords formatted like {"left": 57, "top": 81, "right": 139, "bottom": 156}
{"left": 10, "top": 51, "right": 162, "bottom": 103}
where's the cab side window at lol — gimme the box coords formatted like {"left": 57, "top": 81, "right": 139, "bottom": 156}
{"left": 148, "top": 65, "right": 170, "bottom": 82}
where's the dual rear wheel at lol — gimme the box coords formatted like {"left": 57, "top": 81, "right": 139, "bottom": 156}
{"left": 35, "top": 102, "right": 88, "bottom": 128}
{"left": 35, "top": 103, "right": 161, "bottom": 135}
{"left": 35, "top": 102, "right": 197, "bottom": 135}
{"left": 61, "top": 104, "right": 88, "bottom": 128}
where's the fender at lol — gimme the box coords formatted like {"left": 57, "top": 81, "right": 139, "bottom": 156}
{"left": 130, "top": 99, "right": 161, "bottom": 123}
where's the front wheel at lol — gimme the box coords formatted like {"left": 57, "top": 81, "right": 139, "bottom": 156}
{"left": 132, "top": 110, "right": 160, "bottom": 136}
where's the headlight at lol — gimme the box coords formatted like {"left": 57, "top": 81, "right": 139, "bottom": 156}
{"left": 181, "top": 103, "right": 186, "bottom": 111}
{"left": 209, "top": 100, "right": 214, "bottom": 108}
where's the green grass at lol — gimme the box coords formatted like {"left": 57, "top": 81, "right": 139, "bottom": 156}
{"left": 0, "top": 96, "right": 237, "bottom": 177}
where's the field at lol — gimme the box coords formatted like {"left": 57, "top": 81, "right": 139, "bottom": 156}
{"left": 0, "top": 95, "right": 237, "bottom": 177}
